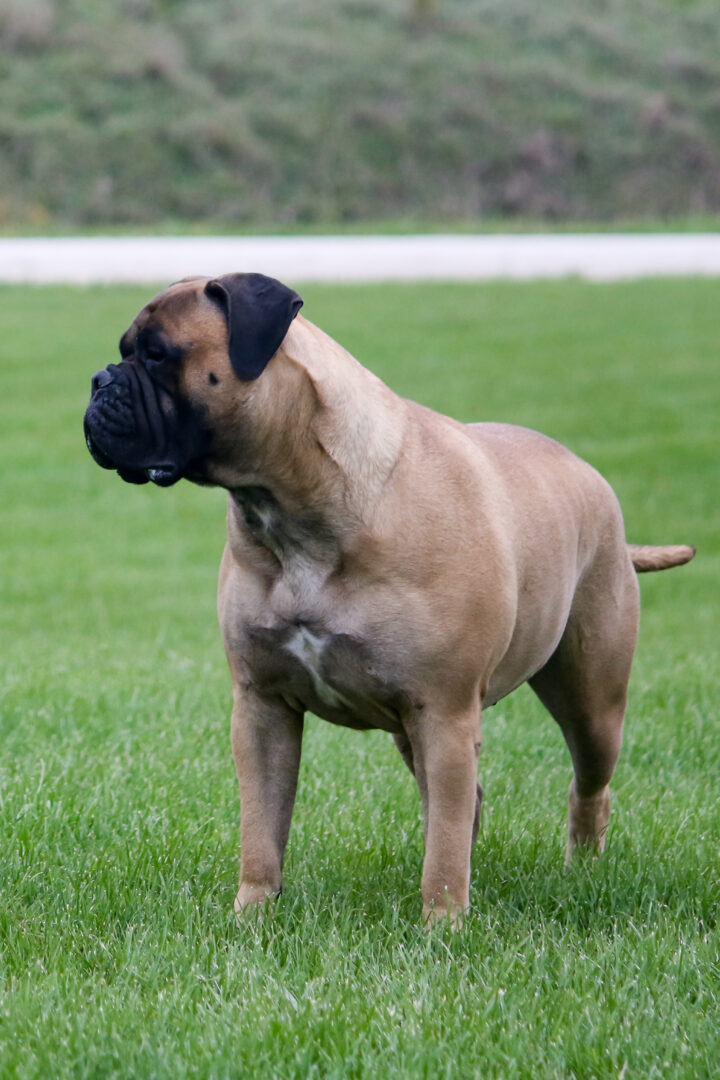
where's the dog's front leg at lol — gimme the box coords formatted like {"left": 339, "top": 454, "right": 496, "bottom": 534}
{"left": 407, "top": 704, "right": 481, "bottom": 928}
{"left": 231, "top": 688, "right": 304, "bottom": 912}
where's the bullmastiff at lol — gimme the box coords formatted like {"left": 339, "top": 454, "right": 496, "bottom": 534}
{"left": 84, "top": 272, "right": 695, "bottom": 926}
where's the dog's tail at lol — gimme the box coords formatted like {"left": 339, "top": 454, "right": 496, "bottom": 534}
{"left": 628, "top": 544, "right": 696, "bottom": 573}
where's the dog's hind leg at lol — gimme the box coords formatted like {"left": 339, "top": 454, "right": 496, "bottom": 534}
{"left": 394, "top": 732, "right": 483, "bottom": 847}
{"left": 393, "top": 732, "right": 429, "bottom": 839}
{"left": 528, "top": 554, "right": 640, "bottom": 862}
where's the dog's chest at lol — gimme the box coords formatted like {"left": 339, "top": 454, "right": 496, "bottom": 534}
{"left": 244, "top": 620, "right": 410, "bottom": 733}
{"left": 231, "top": 487, "right": 413, "bottom": 731}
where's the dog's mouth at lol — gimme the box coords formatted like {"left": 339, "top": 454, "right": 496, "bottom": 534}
{"left": 84, "top": 361, "right": 205, "bottom": 487}
{"left": 84, "top": 423, "right": 182, "bottom": 486}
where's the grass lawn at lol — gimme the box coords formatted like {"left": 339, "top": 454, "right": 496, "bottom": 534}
{"left": 1, "top": 279, "right": 718, "bottom": 1078}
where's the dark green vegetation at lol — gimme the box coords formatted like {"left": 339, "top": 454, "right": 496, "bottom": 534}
{"left": 1, "top": 280, "right": 718, "bottom": 1077}
{"left": 2, "top": 0, "right": 720, "bottom": 229}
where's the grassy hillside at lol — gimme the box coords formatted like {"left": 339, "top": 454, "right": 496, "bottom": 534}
{"left": 2, "top": 0, "right": 720, "bottom": 228}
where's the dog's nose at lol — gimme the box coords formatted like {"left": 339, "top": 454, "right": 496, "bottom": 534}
{"left": 91, "top": 368, "right": 114, "bottom": 394}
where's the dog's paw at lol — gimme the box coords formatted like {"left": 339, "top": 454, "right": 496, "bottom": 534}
{"left": 234, "top": 882, "right": 281, "bottom": 915}
{"left": 422, "top": 898, "right": 468, "bottom": 931}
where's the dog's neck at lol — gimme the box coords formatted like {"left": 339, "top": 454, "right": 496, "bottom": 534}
{"left": 225, "top": 316, "right": 407, "bottom": 565}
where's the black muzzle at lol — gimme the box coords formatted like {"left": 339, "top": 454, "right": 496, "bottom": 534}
{"left": 84, "top": 361, "right": 201, "bottom": 486}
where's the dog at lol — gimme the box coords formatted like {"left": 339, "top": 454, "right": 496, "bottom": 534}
{"left": 84, "top": 272, "right": 695, "bottom": 926}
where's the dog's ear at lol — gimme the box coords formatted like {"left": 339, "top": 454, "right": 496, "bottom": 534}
{"left": 204, "top": 273, "right": 303, "bottom": 381}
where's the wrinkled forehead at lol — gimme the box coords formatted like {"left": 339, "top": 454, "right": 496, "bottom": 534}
{"left": 121, "top": 277, "right": 219, "bottom": 350}
{"left": 139, "top": 277, "right": 212, "bottom": 328}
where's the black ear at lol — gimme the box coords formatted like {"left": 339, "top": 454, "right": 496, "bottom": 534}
{"left": 204, "top": 273, "right": 303, "bottom": 381}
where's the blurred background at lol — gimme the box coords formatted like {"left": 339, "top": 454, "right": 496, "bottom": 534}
{"left": 2, "top": 0, "right": 720, "bottom": 233}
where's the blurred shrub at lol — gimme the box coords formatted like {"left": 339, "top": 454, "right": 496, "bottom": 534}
{"left": 1, "top": 0, "right": 719, "bottom": 225}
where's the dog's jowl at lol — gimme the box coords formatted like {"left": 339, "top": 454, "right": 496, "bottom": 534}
{"left": 84, "top": 273, "right": 695, "bottom": 927}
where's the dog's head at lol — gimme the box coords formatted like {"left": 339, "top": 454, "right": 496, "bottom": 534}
{"left": 83, "top": 273, "right": 303, "bottom": 486}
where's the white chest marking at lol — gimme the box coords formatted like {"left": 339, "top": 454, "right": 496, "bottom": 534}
{"left": 285, "top": 626, "right": 350, "bottom": 709}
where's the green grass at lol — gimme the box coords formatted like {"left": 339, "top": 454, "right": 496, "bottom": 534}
{"left": 1, "top": 280, "right": 718, "bottom": 1078}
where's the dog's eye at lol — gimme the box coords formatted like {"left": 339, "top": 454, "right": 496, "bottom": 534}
{"left": 144, "top": 343, "right": 165, "bottom": 362}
